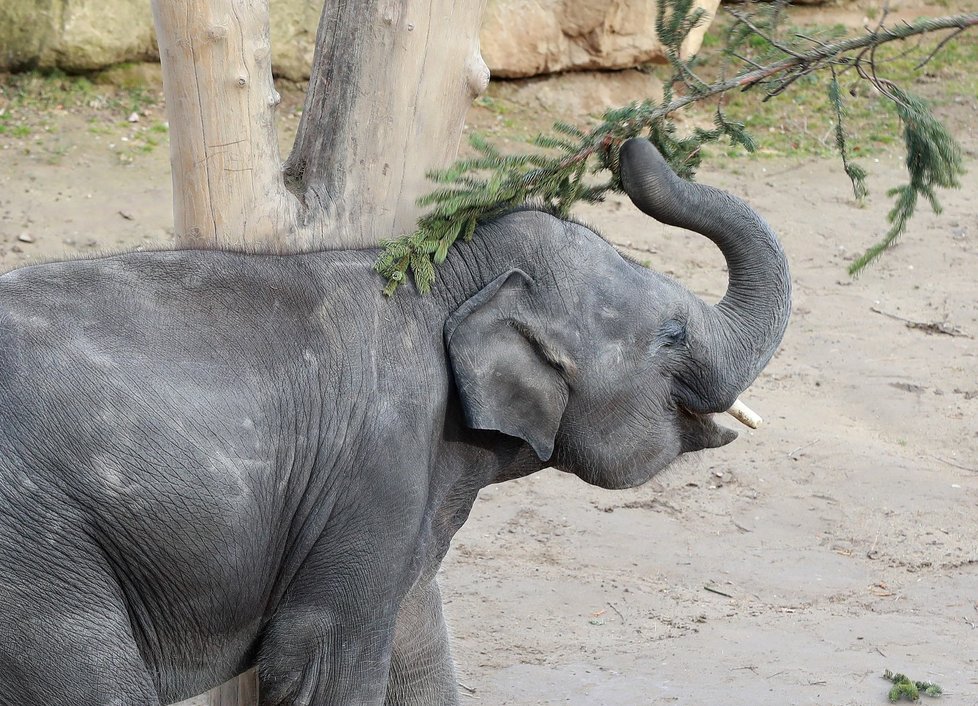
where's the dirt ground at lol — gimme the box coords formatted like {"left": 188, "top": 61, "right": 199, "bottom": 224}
{"left": 442, "top": 154, "right": 978, "bottom": 705}
{"left": 1, "top": 8, "right": 977, "bottom": 706}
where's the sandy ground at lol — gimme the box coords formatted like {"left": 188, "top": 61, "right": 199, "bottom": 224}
{"left": 443, "top": 151, "right": 978, "bottom": 705}
{"left": 1, "top": 17, "right": 977, "bottom": 706}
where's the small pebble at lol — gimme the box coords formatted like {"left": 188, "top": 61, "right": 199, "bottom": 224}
{"left": 17, "top": 233, "right": 34, "bottom": 243}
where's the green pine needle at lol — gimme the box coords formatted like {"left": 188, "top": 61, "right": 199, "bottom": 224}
{"left": 884, "top": 669, "right": 943, "bottom": 702}
{"left": 828, "top": 71, "right": 869, "bottom": 204}
{"left": 374, "top": 2, "right": 974, "bottom": 294}
{"left": 848, "top": 87, "right": 964, "bottom": 275}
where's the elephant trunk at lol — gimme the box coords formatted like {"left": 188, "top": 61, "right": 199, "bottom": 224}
{"left": 618, "top": 138, "right": 791, "bottom": 414}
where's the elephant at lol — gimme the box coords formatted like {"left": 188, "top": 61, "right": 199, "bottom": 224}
{"left": 0, "top": 139, "right": 789, "bottom": 705}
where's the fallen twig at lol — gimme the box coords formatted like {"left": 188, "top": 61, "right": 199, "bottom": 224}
{"left": 870, "top": 306, "right": 969, "bottom": 337}
{"left": 704, "top": 585, "right": 735, "bottom": 599}
{"left": 608, "top": 602, "right": 626, "bottom": 623}
{"left": 732, "top": 520, "right": 753, "bottom": 533}
{"left": 788, "top": 439, "right": 820, "bottom": 460}
{"left": 929, "top": 455, "right": 978, "bottom": 473}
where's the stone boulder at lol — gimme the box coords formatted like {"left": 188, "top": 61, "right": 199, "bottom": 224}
{"left": 0, "top": 0, "right": 318, "bottom": 80}
{"left": 481, "top": 0, "right": 721, "bottom": 78}
{"left": 0, "top": 0, "right": 719, "bottom": 80}
{"left": 0, "top": 0, "right": 158, "bottom": 73}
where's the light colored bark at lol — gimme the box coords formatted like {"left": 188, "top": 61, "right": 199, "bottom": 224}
{"left": 152, "top": 0, "right": 300, "bottom": 250}
{"left": 285, "top": 0, "right": 490, "bottom": 248}
{"left": 198, "top": 670, "right": 259, "bottom": 705}
{"left": 154, "top": 0, "right": 488, "bottom": 253}
{"left": 155, "top": 0, "right": 488, "bottom": 704}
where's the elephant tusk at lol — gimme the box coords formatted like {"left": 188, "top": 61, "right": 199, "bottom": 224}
{"left": 726, "top": 398, "right": 762, "bottom": 429}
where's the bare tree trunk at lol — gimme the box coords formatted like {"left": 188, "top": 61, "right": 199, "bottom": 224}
{"left": 153, "top": 0, "right": 487, "bottom": 704}
{"left": 151, "top": 0, "right": 299, "bottom": 250}
{"left": 284, "top": 0, "right": 490, "bottom": 247}
{"left": 154, "top": 0, "right": 488, "bottom": 253}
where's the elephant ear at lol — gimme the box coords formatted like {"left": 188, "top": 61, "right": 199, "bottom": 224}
{"left": 445, "top": 269, "right": 569, "bottom": 461}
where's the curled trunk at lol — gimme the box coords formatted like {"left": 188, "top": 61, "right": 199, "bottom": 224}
{"left": 619, "top": 138, "right": 792, "bottom": 412}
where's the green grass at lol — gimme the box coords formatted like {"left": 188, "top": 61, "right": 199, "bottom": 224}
{"left": 0, "top": 69, "right": 161, "bottom": 128}
{"left": 0, "top": 70, "right": 98, "bottom": 112}
{"left": 0, "top": 68, "right": 166, "bottom": 162}
{"left": 683, "top": 14, "right": 978, "bottom": 160}
{"left": 0, "top": 67, "right": 160, "bottom": 118}
{"left": 474, "top": 95, "right": 511, "bottom": 114}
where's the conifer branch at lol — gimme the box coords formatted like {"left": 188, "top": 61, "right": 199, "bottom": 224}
{"left": 828, "top": 68, "right": 869, "bottom": 204}
{"left": 847, "top": 84, "right": 964, "bottom": 273}
{"left": 376, "top": 7, "right": 977, "bottom": 294}
{"left": 657, "top": 12, "right": 977, "bottom": 114}
{"left": 884, "top": 669, "right": 943, "bottom": 701}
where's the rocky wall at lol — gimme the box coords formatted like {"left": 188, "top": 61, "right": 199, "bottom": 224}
{"left": 482, "top": 0, "right": 719, "bottom": 78}
{"left": 0, "top": 0, "right": 718, "bottom": 80}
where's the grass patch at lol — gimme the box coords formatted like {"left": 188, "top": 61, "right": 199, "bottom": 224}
{"left": 681, "top": 13, "right": 978, "bottom": 160}
{"left": 0, "top": 68, "right": 166, "bottom": 163}
{"left": 0, "top": 68, "right": 161, "bottom": 127}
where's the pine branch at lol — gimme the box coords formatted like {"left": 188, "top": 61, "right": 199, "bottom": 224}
{"left": 828, "top": 68, "right": 868, "bottom": 204}
{"left": 884, "top": 669, "right": 943, "bottom": 701}
{"left": 375, "top": 8, "right": 977, "bottom": 294}
{"left": 847, "top": 85, "right": 964, "bottom": 274}
{"left": 663, "top": 13, "right": 978, "bottom": 115}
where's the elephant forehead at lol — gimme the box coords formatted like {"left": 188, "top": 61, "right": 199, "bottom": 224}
{"left": 562, "top": 270, "right": 646, "bottom": 313}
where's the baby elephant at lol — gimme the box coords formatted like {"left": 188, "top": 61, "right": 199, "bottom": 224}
{"left": 0, "top": 139, "right": 789, "bottom": 705}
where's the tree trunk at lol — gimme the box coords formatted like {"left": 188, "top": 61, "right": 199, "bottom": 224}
{"left": 198, "top": 672, "right": 259, "bottom": 705}
{"left": 153, "top": 0, "right": 487, "bottom": 704}
{"left": 283, "top": 0, "right": 490, "bottom": 247}
{"left": 154, "top": 0, "right": 488, "bottom": 253}
{"left": 151, "top": 0, "right": 299, "bottom": 251}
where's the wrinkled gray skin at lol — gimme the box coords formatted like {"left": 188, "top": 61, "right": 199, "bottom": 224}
{"left": 0, "top": 140, "right": 789, "bottom": 705}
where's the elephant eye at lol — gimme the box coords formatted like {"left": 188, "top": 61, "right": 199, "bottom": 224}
{"left": 660, "top": 319, "right": 687, "bottom": 346}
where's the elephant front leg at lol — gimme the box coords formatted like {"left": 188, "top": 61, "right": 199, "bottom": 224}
{"left": 385, "top": 579, "right": 459, "bottom": 706}
{"left": 258, "top": 602, "right": 398, "bottom": 706}
{"left": 257, "top": 535, "right": 412, "bottom": 705}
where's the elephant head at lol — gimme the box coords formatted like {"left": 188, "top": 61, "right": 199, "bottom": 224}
{"left": 446, "top": 138, "right": 791, "bottom": 489}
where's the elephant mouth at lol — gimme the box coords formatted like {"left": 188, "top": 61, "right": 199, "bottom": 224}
{"left": 687, "top": 397, "right": 762, "bottom": 451}
{"left": 675, "top": 396, "right": 763, "bottom": 456}
{"left": 679, "top": 407, "right": 738, "bottom": 453}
